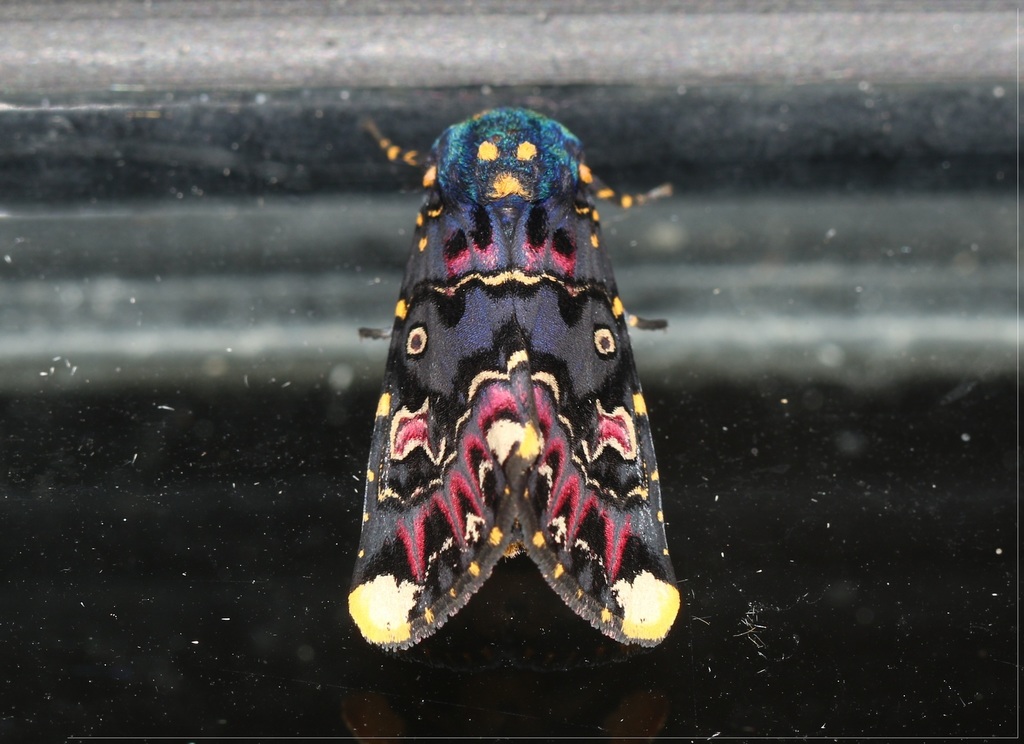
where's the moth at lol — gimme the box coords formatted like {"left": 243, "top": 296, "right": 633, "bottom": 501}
{"left": 349, "top": 108, "right": 679, "bottom": 649}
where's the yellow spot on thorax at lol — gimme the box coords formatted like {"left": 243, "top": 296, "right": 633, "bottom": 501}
{"left": 395, "top": 299, "right": 408, "bottom": 319}
{"left": 532, "top": 531, "right": 546, "bottom": 548}
{"left": 611, "top": 296, "right": 625, "bottom": 317}
{"left": 516, "top": 141, "right": 537, "bottom": 160}
{"left": 477, "top": 140, "right": 499, "bottom": 161}
{"left": 488, "top": 526, "right": 503, "bottom": 546}
{"left": 633, "top": 392, "right": 648, "bottom": 416}
{"left": 489, "top": 173, "right": 530, "bottom": 200}
{"left": 422, "top": 165, "right": 437, "bottom": 188}
{"left": 375, "top": 392, "right": 391, "bottom": 417}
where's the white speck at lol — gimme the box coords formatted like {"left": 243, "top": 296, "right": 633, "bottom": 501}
{"left": 960, "top": 433, "right": 970, "bottom": 442}
{"left": 157, "top": 405, "right": 174, "bottom": 411}
{"left": 191, "top": 640, "right": 200, "bottom": 645}
{"left": 995, "top": 548, "right": 1002, "bottom": 555}
{"left": 993, "top": 85, "right": 1005, "bottom": 98}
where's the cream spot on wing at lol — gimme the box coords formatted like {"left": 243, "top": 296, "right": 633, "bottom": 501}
{"left": 486, "top": 419, "right": 525, "bottom": 464}
{"left": 465, "top": 513, "right": 486, "bottom": 544}
{"left": 611, "top": 571, "right": 680, "bottom": 642}
{"left": 348, "top": 574, "right": 419, "bottom": 645}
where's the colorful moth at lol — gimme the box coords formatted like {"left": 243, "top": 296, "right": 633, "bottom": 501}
{"left": 349, "top": 108, "right": 679, "bottom": 649}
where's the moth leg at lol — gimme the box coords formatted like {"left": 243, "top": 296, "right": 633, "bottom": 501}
{"left": 586, "top": 169, "right": 673, "bottom": 209}
{"left": 627, "top": 313, "right": 668, "bottom": 331}
{"left": 362, "top": 119, "right": 421, "bottom": 167}
{"left": 358, "top": 327, "right": 392, "bottom": 341}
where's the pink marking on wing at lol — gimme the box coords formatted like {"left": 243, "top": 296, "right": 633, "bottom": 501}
{"left": 474, "top": 241, "right": 500, "bottom": 271}
{"left": 550, "top": 243, "right": 576, "bottom": 277}
{"left": 396, "top": 514, "right": 426, "bottom": 582}
{"left": 603, "top": 511, "right": 632, "bottom": 582}
{"left": 552, "top": 475, "right": 595, "bottom": 547}
{"left": 432, "top": 489, "right": 464, "bottom": 548}
{"left": 594, "top": 406, "right": 636, "bottom": 459}
{"left": 477, "top": 384, "right": 520, "bottom": 428}
{"left": 393, "top": 411, "right": 431, "bottom": 459}
{"left": 446, "top": 251, "right": 473, "bottom": 278}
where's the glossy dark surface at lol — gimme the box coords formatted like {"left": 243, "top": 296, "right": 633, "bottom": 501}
{"left": 1, "top": 376, "right": 1015, "bottom": 738}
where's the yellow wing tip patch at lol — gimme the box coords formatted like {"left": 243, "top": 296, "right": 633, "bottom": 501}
{"left": 395, "top": 299, "right": 408, "bottom": 319}
{"left": 348, "top": 574, "right": 418, "bottom": 646}
{"left": 611, "top": 296, "right": 625, "bottom": 318}
{"left": 613, "top": 571, "right": 680, "bottom": 642}
{"left": 633, "top": 392, "right": 648, "bottom": 416}
{"left": 366, "top": 469, "right": 375, "bottom": 482}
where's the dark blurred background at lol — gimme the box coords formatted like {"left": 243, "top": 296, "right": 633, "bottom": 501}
{"left": 0, "top": 1, "right": 1016, "bottom": 739}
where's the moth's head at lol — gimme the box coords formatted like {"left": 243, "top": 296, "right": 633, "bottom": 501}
{"left": 432, "top": 108, "right": 583, "bottom": 205}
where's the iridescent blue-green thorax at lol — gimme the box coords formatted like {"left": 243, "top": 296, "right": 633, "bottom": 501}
{"left": 433, "top": 108, "right": 583, "bottom": 205}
